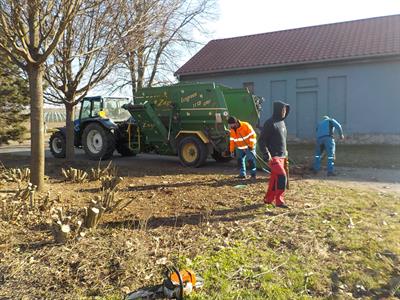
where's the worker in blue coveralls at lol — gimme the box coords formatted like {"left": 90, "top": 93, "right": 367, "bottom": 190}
{"left": 313, "top": 116, "right": 344, "bottom": 176}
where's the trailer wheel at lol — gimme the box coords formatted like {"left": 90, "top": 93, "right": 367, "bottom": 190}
{"left": 178, "top": 136, "right": 208, "bottom": 167}
{"left": 49, "top": 131, "right": 66, "bottom": 158}
{"left": 82, "top": 123, "right": 115, "bottom": 160}
{"left": 211, "top": 150, "right": 232, "bottom": 163}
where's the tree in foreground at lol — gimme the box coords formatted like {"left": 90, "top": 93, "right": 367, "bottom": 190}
{"left": 0, "top": 0, "right": 82, "bottom": 190}
{"left": 45, "top": 0, "right": 147, "bottom": 160}
{"left": 0, "top": 59, "right": 30, "bottom": 145}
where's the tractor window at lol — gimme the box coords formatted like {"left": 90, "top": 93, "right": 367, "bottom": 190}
{"left": 103, "top": 98, "right": 131, "bottom": 121}
{"left": 104, "top": 101, "right": 117, "bottom": 116}
{"left": 80, "top": 100, "right": 91, "bottom": 119}
{"left": 92, "top": 100, "right": 101, "bottom": 117}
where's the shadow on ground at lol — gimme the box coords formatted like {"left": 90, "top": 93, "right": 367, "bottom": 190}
{"left": 102, "top": 203, "right": 289, "bottom": 230}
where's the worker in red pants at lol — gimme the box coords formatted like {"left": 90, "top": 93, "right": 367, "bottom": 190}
{"left": 264, "top": 157, "right": 287, "bottom": 206}
{"left": 258, "top": 101, "right": 290, "bottom": 208}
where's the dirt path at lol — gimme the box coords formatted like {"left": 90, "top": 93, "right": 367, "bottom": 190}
{"left": 309, "top": 166, "right": 400, "bottom": 194}
{"left": 1, "top": 147, "right": 399, "bottom": 194}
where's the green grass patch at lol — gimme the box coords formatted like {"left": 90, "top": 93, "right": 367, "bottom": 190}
{"left": 180, "top": 182, "right": 400, "bottom": 299}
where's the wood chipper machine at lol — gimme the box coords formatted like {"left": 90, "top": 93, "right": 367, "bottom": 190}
{"left": 123, "top": 82, "right": 263, "bottom": 167}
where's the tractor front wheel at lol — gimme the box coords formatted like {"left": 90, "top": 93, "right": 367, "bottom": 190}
{"left": 178, "top": 136, "right": 208, "bottom": 167}
{"left": 49, "top": 131, "right": 66, "bottom": 158}
{"left": 82, "top": 123, "right": 115, "bottom": 160}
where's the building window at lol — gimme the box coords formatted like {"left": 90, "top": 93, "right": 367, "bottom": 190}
{"left": 243, "top": 82, "right": 254, "bottom": 94}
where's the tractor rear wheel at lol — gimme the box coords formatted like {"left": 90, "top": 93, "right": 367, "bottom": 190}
{"left": 178, "top": 136, "right": 208, "bottom": 167}
{"left": 82, "top": 123, "right": 115, "bottom": 160}
{"left": 49, "top": 131, "right": 66, "bottom": 158}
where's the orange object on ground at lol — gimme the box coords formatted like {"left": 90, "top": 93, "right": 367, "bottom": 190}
{"left": 170, "top": 269, "right": 197, "bottom": 286}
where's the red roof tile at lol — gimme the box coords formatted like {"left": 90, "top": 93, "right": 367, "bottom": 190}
{"left": 175, "top": 15, "right": 400, "bottom": 76}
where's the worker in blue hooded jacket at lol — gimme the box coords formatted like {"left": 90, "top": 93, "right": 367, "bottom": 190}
{"left": 313, "top": 116, "right": 344, "bottom": 176}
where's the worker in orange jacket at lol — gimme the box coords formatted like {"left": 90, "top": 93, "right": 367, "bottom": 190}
{"left": 228, "top": 116, "right": 257, "bottom": 179}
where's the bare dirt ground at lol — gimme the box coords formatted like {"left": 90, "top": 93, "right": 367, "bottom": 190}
{"left": 0, "top": 150, "right": 399, "bottom": 299}
{"left": 0, "top": 153, "right": 273, "bottom": 298}
{"left": 1, "top": 147, "right": 399, "bottom": 193}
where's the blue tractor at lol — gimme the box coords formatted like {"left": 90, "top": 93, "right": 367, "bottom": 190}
{"left": 49, "top": 96, "right": 135, "bottom": 160}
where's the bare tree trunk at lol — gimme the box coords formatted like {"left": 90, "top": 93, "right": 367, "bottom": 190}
{"left": 130, "top": 70, "right": 137, "bottom": 97}
{"left": 127, "top": 52, "right": 137, "bottom": 96}
{"left": 148, "top": 41, "right": 164, "bottom": 86}
{"left": 27, "top": 64, "right": 45, "bottom": 191}
{"left": 137, "top": 47, "right": 144, "bottom": 90}
{"left": 65, "top": 104, "right": 75, "bottom": 161}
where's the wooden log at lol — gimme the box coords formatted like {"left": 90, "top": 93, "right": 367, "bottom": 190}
{"left": 53, "top": 223, "right": 71, "bottom": 244}
{"left": 29, "top": 190, "right": 35, "bottom": 209}
{"left": 97, "top": 206, "right": 106, "bottom": 225}
{"left": 84, "top": 206, "right": 100, "bottom": 228}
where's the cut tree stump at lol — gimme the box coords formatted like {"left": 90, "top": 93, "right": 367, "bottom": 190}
{"left": 53, "top": 223, "right": 71, "bottom": 244}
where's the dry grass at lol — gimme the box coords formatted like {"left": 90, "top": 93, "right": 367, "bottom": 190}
{"left": 0, "top": 155, "right": 399, "bottom": 299}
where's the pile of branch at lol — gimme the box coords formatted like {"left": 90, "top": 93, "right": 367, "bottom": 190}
{"left": 51, "top": 207, "right": 85, "bottom": 244}
{"left": 62, "top": 167, "right": 88, "bottom": 183}
{"left": 1, "top": 167, "right": 30, "bottom": 183}
{"left": 100, "top": 175, "right": 123, "bottom": 191}
{"left": 0, "top": 183, "right": 36, "bottom": 221}
{"left": 99, "top": 188, "right": 134, "bottom": 212}
{"left": 82, "top": 185, "right": 132, "bottom": 230}
{"left": 0, "top": 185, "right": 60, "bottom": 223}
{"left": 83, "top": 199, "right": 106, "bottom": 229}
{"left": 89, "top": 161, "right": 117, "bottom": 181}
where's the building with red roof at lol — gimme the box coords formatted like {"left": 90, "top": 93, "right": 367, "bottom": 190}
{"left": 176, "top": 15, "right": 400, "bottom": 140}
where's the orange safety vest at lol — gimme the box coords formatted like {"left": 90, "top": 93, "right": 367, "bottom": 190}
{"left": 229, "top": 121, "right": 257, "bottom": 152}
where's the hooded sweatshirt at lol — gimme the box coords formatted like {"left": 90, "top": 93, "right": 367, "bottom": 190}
{"left": 259, "top": 101, "right": 290, "bottom": 158}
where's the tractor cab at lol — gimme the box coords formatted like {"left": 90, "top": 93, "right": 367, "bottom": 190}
{"left": 74, "top": 96, "right": 134, "bottom": 148}
{"left": 78, "top": 96, "right": 132, "bottom": 125}
{"left": 49, "top": 96, "right": 136, "bottom": 160}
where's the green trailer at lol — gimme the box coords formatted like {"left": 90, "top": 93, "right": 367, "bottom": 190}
{"left": 123, "top": 82, "right": 263, "bottom": 167}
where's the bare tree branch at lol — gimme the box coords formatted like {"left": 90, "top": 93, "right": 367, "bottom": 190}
{"left": 114, "top": 0, "right": 216, "bottom": 94}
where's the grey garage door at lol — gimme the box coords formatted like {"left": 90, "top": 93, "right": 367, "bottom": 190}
{"left": 328, "top": 76, "right": 346, "bottom": 125}
{"left": 296, "top": 91, "right": 317, "bottom": 139}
